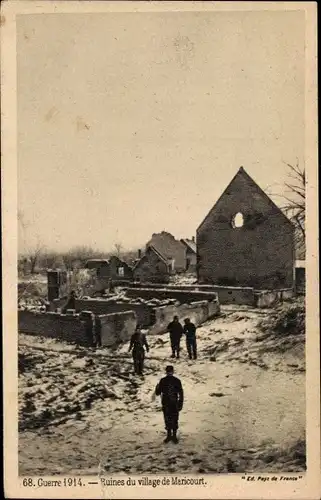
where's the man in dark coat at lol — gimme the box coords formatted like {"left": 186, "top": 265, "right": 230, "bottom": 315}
{"left": 183, "top": 318, "right": 197, "bottom": 360}
{"left": 167, "top": 316, "right": 183, "bottom": 359}
{"left": 128, "top": 326, "right": 149, "bottom": 376}
{"left": 155, "top": 365, "right": 184, "bottom": 443}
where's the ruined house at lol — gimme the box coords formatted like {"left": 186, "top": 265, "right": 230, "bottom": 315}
{"left": 146, "top": 231, "right": 187, "bottom": 272}
{"left": 133, "top": 245, "right": 171, "bottom": 283}
{"left": 196, "top": 167, "right": 295, "bottom": 290}
{"left": 180, "top": 237, "right": 197, "bottom": 271}
{"left": 85, "top": 256, "right": 133, "bottom": 281}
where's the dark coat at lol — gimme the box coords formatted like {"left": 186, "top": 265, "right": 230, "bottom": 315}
{"left": 129, "top": 331, "right": 149, "bottom": 355}
{"left": 155, "top": 375, "right": 184, "bottom": 410}
{"left": 183, "top": 322, "right": 196, "bottom": 339}
{"left": 167, "top": 321, "right": 183, "bottom": 339}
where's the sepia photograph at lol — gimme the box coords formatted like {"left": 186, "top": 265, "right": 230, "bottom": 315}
{"left": 1, "top": 1, "right": 319, "bottom": 499}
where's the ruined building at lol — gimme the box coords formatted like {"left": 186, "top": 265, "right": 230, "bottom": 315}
{"left": 196, "top": 167, "right": 295, "bottom": 290}
{"left": 180, "top": 237, "right": 197, "bottom": 271}
{"left": 146, "top": 231, "right": 187, "bottom": 272}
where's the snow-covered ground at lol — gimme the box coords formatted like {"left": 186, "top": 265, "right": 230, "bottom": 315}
{"left": 18, "top": 305, "right": 305, "bottom": 475}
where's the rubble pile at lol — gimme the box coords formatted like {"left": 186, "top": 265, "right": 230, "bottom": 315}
{"left": 169, "top": 273, "right": 197, "bottom": 286}
{"left": 259, "top": 299, "right": 305, "bottom": 337}
{"left": 18, "top": 299, "right": 48, "bottom": 313}
{"left": 18, "top": 344, "right": 125, "bottom": 432}
{"left": 18, "top": 281, "right": 48, "bottom": 312}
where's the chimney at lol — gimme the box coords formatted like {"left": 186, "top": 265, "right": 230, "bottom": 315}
{"left": 192, "top": 236, "right": 195, "bottom": 242}
{"left": 138, "top": 249, "right": 142, "bottom": 259}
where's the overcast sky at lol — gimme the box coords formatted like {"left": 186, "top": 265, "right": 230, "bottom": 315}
{"left": 17, "top": 10, "right": 305, "bottom": 253}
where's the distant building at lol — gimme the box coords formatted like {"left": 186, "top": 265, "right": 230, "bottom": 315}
{"left": 196, "top": 167, "right": 295, "bottom": 289}
{"left": 180, "top": 237, "right": 197, "bottom": 271}
{"left": 133, "top": 245, "right": 171, "bottom": 283}
{"left": 146, "top": 231, "right": 186, "bottom": 272}
{"left": 85, "top": 256, "right": 133, "bottom": 281}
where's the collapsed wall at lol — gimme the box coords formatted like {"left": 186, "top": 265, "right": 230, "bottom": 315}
{"left": 74, "top": 296, "right": 220, "bottom": 334}
{"left": 149, "top": 300, "right": 219, "bottom": 335}
{"left": 32, "top": 286, "right": 221, "bottom": 346}
{"left": 74, "top": 299, "right": 154, "bottom": 327}
{"left": 254, "top": 289, "right": 294, "bottom": 308}
{"left": 96, "top": 311, "right": 137, "bottom": 347}
{"left": 18, "top": 310, "right": 95, "bottom": 346}
{"left": 18, "top": 309, "right": 137, "bottom": 347}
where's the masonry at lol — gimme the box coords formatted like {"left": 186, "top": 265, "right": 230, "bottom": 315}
{"left": 18, "top": 309, "right": 95, "bottom": 346}
{"left": 197, "top": 167, "right": 295, "bottom": 289}
{"left": 74, "top": 299, "right": 155, "bottom": 328}
{"left": 124, "top": 287, "right": 219, "bottom": 304}
{"left": 39, "top": 282, "right": 221, "bottom": 345}
{"left": 96, "top": 311, "right": 137, "bottom": 347}
{"left": 18, "top": 309, "right": 137, "bottom": 347}
{"left": 74, "top": 294, "right": 220, "bottom": 332}
{"left": 126, "top": 283, "right": 255, "bottom": 305}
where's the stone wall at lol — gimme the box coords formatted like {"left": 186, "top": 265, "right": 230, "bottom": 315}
{"left": 18, "top": 310, "right": 94, "bottom": 346}
{"left": 98, "top": 311, "right": 137, "bottom": 347}
{"left": 125, "top": 287, "right": 219, "bottom": 304}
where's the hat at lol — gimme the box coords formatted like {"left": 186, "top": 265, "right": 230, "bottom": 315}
{"left": 166, "top": 365, "right": 174, "bottom": 373}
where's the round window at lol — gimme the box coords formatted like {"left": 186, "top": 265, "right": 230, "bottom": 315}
{"left": 232, "top": 212, "right": 244, "bottom": 228}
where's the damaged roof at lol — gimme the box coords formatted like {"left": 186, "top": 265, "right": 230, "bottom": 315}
{"left": 85, "top": 259, "right": 109, "bottom": 269}
{"left": 180, "top": 239, "right": 197, "bottom": 254}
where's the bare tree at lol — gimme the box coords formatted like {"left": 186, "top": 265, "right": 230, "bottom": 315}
{"left": 28, "top": 242, "right": 45, "bottom": 274}
{"left": 280, "top": 160, "right": 305, "bottom": 240}
{"left": 114, "top": 242, "right": 123, "bottom": 258}
{"left": 265, "top": 161, "right": 305, "bottom": 260}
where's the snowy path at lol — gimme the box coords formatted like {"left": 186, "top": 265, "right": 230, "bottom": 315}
{"left": 19, "top": 306, "right": 306, "bottom": 475}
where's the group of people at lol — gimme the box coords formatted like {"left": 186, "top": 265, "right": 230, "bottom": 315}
{"left": 128, "top": 315, "right": 197, "bottom": 443}
{"left": 167, "top": 315, "right": 197, "bottom": 360}
{"left": 128, "top": 315, "right": 198, "bottom": 375}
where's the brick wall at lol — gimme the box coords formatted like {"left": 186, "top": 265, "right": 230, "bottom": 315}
{"left": 18, "top": 310, "right": 93, "bottom": 346}
{"left": 197, "top": 169, "right": 295, "bottom": 289}
{"left": 98, "top": 311, "right": 137, "bottom": 347}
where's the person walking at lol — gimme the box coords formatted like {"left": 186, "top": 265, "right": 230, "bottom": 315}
{"left": 167, "top": 316, "right": 183, "bottom": 359}
{"left": 128, "top": 325, "right": 149, "bottom": 376}
{"left": 155, "top": 365, "right": 184, "bottom": 443}
{"left": 183, "top": 318, "right": 197, "bottom": 360}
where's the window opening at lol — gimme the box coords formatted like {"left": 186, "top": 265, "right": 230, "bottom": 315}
{"left": 232, "top": 212, "right": 244, "bottom": 228}
{"left": 117, "top": 267, "right": 125, "bottom": 277}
